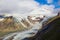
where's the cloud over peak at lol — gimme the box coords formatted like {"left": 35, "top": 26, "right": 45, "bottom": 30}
{"left": 0, "top": 0, "right": 57, "bottom": 18}
{"left": 0, "top": 0, "right": 39, "bottom": 14}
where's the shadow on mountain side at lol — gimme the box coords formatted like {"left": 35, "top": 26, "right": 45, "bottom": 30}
{"left": 26, "top": 17, "right": 60, "bottom": 40}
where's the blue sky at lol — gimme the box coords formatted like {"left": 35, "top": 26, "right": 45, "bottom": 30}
{"left": 35, "top": 0, "right": 60, "bottom": 8}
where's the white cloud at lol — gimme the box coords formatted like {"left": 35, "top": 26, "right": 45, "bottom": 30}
{"left": 0, "top": 0, "right": 39, "bottom": 14}
{"left": 29, "top": 5, "right": 57, "bottom": 17}
{"left": 55, "top": 8, "right": 60, "bottom": 13}
{"left": 0, "top": 0, "right": 57, "bottom": 18}
{"left": 47, "top": 0, "right": 53, "bottom": 3}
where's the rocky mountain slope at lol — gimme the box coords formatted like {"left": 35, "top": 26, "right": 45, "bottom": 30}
{"left": 0, "top": 16, "right": 27, "bottom": 37}
{"left": 27, "top": 16, "right": 60, "bottom": 40}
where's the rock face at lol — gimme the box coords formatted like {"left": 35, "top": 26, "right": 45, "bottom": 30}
{"left": 27, "top": 16, "right": 60, "bottom": 40}
{"left": 0, "top": 16, "right": 15, "bottom": 29}
{"left": 0, "top": 16, "right": 27, "bottom": 37}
